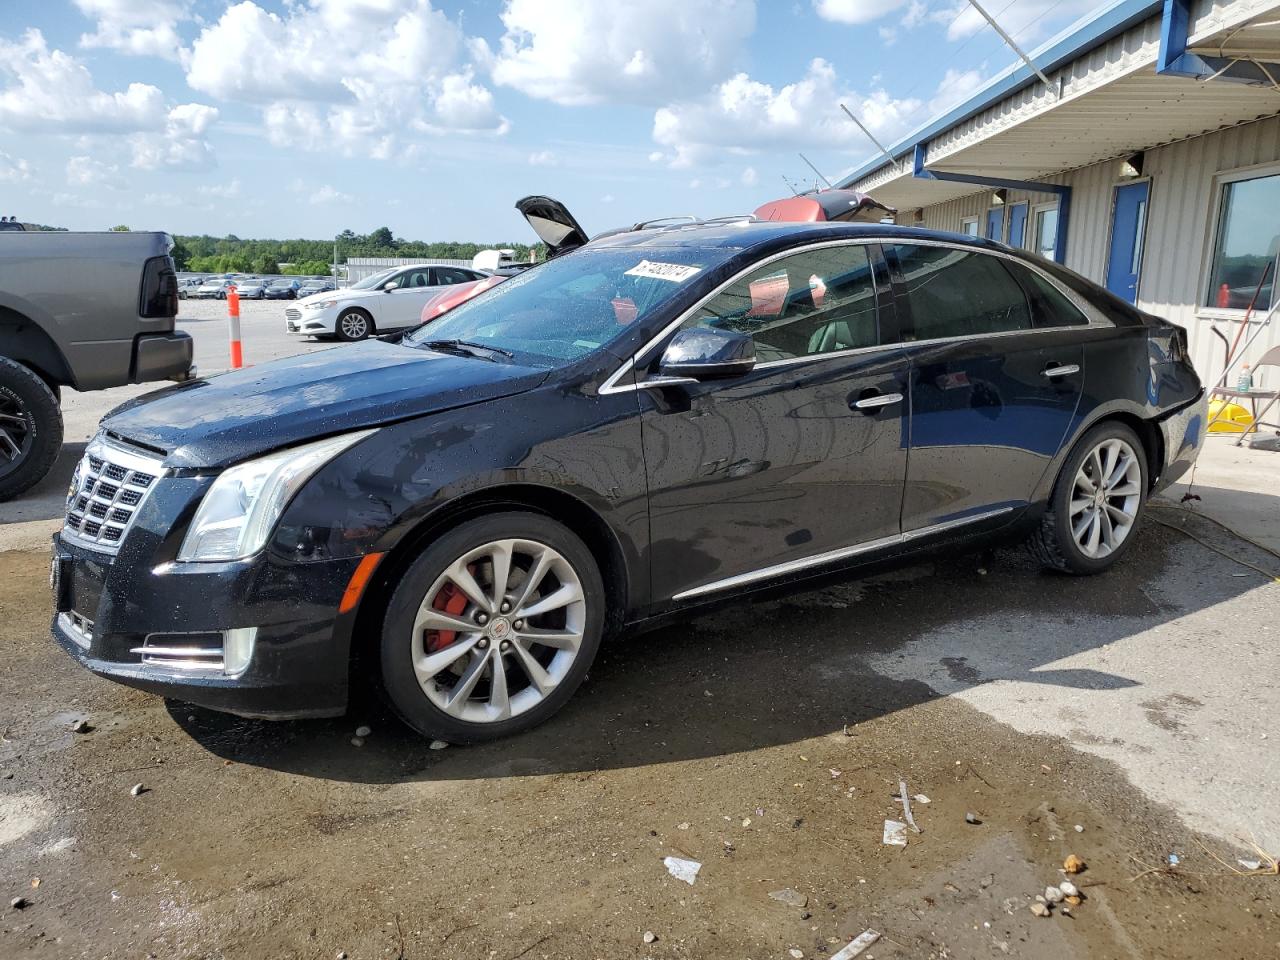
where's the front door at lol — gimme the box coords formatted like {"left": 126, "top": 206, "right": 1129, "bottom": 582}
{"left": 986, "top": 207, "right": 1005, "bottom": 241}
{"left": 1105, "top": 181, "right": 1149, "bottom": 304}
{"left": 639, "top": 242, "right": 909, "bottom": 602}
{"left": 386, "top": 267, "right": 438, "bottom": 329}
{"left": 885, "top": 242, "right": 1084, "bottom": 530}
{"left": 1007, "top": 202, "right": 1029, "bottom": 248}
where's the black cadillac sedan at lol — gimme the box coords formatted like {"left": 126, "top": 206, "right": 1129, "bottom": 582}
{"left": 51, "top": 215, "right": 1207, "bottom": 743}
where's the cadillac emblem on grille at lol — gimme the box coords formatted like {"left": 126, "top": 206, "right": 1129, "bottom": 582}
{"left": 61, "top": 435, "right": 166, "bottom": 552}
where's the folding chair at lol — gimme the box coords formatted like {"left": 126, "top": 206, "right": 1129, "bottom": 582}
{"left": 1212, "top": 344, "right": 1280, "bottom": 446}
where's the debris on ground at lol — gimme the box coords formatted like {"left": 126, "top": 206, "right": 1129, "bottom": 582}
{"left": 662, "top": 856, "right": 701, "bottom": 885}
{"left": 882, "top": 819, "right": 908, "bottom": 846}
{"left": 10, "top": 897, "right": 29, "bottom": 910}
{"left": 1059, "top": 881, "right": 1079, "bottom": 897}
{"left": 768, "top": 887, "right": 807, "bottom": 908}
{"left": 899, "top": 779, "right": 921, "bottom": 834}
{"left": 829, "top": 929, "right": 880, "bottom": 959}
{"left": 130, "top": 783, "right": 147, "bottom": 797}
{"left": 1063, "top": 854, "right": 1086, "bottom": 874}
{"left": 914, "top": 794, "right": 930, "bottom": 804}
{"left": 70, "top": 719, "right": 92, "bottom": 734}
{"left": 1045, "top": 885, "right": 1065, "bottom": 903}
{"left": 1030, "top": 902, "right": 1051, "bottom": 917}
{"left": 1074, "top": 824, "right": 1084, "bottom": 832}
{"left": 788, "top": 948, "right": 804, "bottom": 959}
{"left": 1239, "top": 858, "right": 1263, "bottom": 871}
{"left": 642, "top": 931, "right": 656, "bottom": 944}
{"left": 965, "top": 812, "right": 982, "bottom": 825}
{"left": 676, "top": 821, "right": 690, "bottom": 830}
{"left": 354, "top": 725, "right": 371, "bottom": 738}
{"left": 350, "top": 737, "right": 365, "bottom": 748}
{"left": 428, "top": 740, "right": 448, "bottom": 750}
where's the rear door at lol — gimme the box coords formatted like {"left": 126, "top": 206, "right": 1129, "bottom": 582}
{"left": 885, "top": 242, "right": 1086, "bottom": 532}
{"left": 639, "top": 241, "right": 911, "bottom": 602}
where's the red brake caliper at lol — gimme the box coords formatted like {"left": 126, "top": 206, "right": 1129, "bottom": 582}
{"left": 426, "top": 581, "right": 470, "bottom": 653}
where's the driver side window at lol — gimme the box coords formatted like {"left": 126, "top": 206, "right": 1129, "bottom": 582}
{"left": 684, "top": 245, "right": 880, "bottom": 363}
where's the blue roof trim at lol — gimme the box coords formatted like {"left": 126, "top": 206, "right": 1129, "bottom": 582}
{"left": 838, "top": 0, "right": 1163, "bottom": 188}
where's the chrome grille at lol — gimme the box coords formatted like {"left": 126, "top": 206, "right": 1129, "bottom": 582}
{"left": 132, "top": 634, "right": 225, "bottom": 671}
{"left": 284, "top": 308, "right": 302, "bottom": 322}
{"left": 58, "top": 611, "right": 93, "bottom": 650}
{"left": 62, "top": 435, "right": 166, "bottom": 553}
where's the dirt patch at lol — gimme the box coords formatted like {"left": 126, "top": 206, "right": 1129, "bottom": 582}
{"left": 1, "top": 539, "right": 1276, "bottom": 959}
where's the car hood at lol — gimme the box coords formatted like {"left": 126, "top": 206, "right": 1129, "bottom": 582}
{"left": 102, "top": 339, "right": 550, "bottom": 469}
{"left": 296, "top": 288, "right": 355, "bottom": 306}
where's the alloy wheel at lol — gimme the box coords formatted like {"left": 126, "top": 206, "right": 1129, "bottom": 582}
{"left": 410, "top": 538, "right": 586, "bottom": 724}
{"left": 1069, "top": 437, "right": 1142, "bottom": 559}
{"left": 0, "top": 393, "right": 32, "bottom": 480}
{"left": 339, "top": 313, "right": 369, "bottom": 339}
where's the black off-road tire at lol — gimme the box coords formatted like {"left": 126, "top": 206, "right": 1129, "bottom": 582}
{"left": 379, "top": 512, "right": 605, "bottom": 744}
{"left": 1028, "top": 420, "right": 1148, "bottom": 575}
{"left": 0, "top": 358, "right": 63, "bottom": 502}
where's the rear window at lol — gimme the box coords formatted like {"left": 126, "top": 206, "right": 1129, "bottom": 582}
{"left": 890, "top": 244, "right": 1031, "bottom": 340}
{"left": 1006, "top": 261, "right": 1089, "bottom": 327}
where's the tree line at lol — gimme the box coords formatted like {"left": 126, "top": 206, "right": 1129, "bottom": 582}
{"left": 172, "top": 227, "right": 541, "bottom": 275}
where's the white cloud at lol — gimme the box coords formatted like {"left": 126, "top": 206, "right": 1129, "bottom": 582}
{"left": 143, "top": 191, "right": 184, "bottom": 207}
{"left": 186, "top": 1, "right": 506, "bottom": 157}
{"left": 310, "top": 185, "right": 353, "bottom": 205}
{"left": 741, "top": 166, "right": 758, "bottom": 186}
{"left": 0, "top": 29, "right": 166, "bottom": 133}
{"left": 648, "top": 151, "right": 664, "bottom": 163}
{"left": 527, "top": 150, "right": 557, "bottom": 166}
{"left": 66, "top": 155, "right": 124, "bottom": 189}
{"left": 600, "top": 193, "right": 615, "bottom": 203}
{"left": 0, "top": 152, "right": 34, "bottom": 183}
{"left": 489, "top": 0, "right": 756, "bottom": 106}
{"left": 932, "top": 0, "right": 1097, "bottom": 43}
{"left": 74, "top": 0, "right": 189, "bottom": 61}
{"left": 813, "top": 0, "right": 907, "bottom": 25}
{"left": 198, "top": 179, "right": 241, "bottom": 200}
{"left": 928, "top": 67, "right": 986, "bottom": 114}
{"left": 130, "top": 102, "right": 219, "bottom": 170}
{"left": 653, "top": 58, "right": 924, "bottom": 168}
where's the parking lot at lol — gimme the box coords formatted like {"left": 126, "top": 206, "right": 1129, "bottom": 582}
{"left": 2, "top": 317, "right": 1278, "bottom": 958}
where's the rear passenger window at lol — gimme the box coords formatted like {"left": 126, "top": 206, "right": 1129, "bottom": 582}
{"left": 1007, "top": 262, "right": 1090, "bottom": 327}
{"left": 890, "top": 244, "right": 1032, "bottom": 340}
{"left": 686, "top": 245, "right": 880, "bottom": 362}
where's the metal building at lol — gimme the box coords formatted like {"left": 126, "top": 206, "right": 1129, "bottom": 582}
{"left": 840, "top": 0, "right": 1280, "bottom": 381}
{"left": 344, "top": 256, "right": 475, "bottom": 283}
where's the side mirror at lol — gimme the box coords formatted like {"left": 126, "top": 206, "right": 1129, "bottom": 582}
{"left": 383, "top": 281, "right": 397, "bottom": 292}
{"left": 659, "top": 327, "right": 756, "bottom": 380}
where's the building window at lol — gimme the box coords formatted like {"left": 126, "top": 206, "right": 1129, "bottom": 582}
{"left": 961, "top": 217, "right": 979, "bottom": 237}
{"left": 1033, "top": 205, "right": 1058, "bottom": 261}
{"left": 1206, "top": 172, "right": 1280, "bottom": 311}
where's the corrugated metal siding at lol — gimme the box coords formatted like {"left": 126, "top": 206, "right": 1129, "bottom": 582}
{"left": 913, "top": 114, "right": 1280, "bottom": 387}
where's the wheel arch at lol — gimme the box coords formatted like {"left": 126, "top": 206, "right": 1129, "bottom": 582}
{"left": 0, "top": 305, "right": 74, "bottom": 391}
{"left": 346, "top": 482, "right": 630, "bottom": 672}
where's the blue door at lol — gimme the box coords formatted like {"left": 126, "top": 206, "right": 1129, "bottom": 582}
{"left": 1007, "top": 203, "right": 1028, "bottom": 248}
{"left": 1106, "top": 181, "right": 1149, "bottom": 304}
{"left": 986, "top": 207, "right": 1004, "bottom": 241}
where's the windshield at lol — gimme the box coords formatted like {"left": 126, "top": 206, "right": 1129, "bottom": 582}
{"left": 404, "top": 246, "right": 725, "bottom": 366}
{"left": 351, "top": 268, "right": 400, "bottom": 291}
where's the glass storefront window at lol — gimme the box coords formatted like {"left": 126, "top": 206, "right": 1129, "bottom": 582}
{"left": 1034, "top": 207, "right": 1058, "bottom": 262}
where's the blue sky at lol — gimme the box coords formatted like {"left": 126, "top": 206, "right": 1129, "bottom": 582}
{"left": 0, "top": 0, "right": 1103, "bottom": 240}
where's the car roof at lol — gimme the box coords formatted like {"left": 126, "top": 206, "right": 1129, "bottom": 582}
{"left": 584, "top": 218, "right": 1017, "bottom": 256}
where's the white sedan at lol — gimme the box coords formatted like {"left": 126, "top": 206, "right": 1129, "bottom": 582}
{"left": 284, "top": 264, "right": 489, "bottom": 341}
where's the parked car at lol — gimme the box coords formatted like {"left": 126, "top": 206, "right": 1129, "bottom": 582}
{"left": 285, "top": 264, "right": 488, "bottom": 341}
{"left": 0, "top": 229, "right": 192, "bottom": 499}
{"left": 236, "top": 278, "right": 267, "bottom": 300}
{"left": 50, "top": 197, "right": 1207, "bottom": 744}
{"left": 296, "top": 279, "right": 337, "bottom": 297}
{"left": 176, "top": 277, "right": 204, "bottom": 299}
{"left": 264, "top": 278, "right": 301, "bottom": 300}
{"left": 420, "top": 274, "right": 506, "bottom": 323}
{"left": 191, "top": 278, "right": 236, "bottom": 300}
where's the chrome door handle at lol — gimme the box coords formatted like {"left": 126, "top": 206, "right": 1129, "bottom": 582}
{"left": 1042, "top": 364, "right": 1080, "bottom": 378}
{"left": 853, "top": 392, "right": 903, "bottom": 410}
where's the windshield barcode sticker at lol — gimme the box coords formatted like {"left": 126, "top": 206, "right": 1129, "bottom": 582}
{"left": 625, "top": 260, "right": 701, "bottom": 282}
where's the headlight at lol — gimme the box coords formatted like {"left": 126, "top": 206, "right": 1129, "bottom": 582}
{"left": 306, "top": 299, "right": 339, "bottom": 309}
{"left": 178, "top": 430, "right": 374, "bottom": 562}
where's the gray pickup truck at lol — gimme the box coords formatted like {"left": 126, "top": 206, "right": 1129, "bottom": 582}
{"left": 0, "top": 225, "right": 193, "bottom": 500}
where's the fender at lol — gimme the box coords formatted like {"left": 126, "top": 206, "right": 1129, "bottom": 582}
{"left": 0, "top": 298, "right": 76, "bottom": 387}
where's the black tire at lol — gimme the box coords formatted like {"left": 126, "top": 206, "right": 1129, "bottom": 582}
{"left": 380, "top": 511, "right": 605, "bottom": 743}
{"left": 1028, "top": 420, "right": 1148, "bottom": 575}
{"left": 336, "top": 308, "right": 374, "bottom": 342}
{"left": 0, "top": 358, "right": 63, "bottom": 502}
{"left": 217, "top": 291, "right": 226, "bottom": 300}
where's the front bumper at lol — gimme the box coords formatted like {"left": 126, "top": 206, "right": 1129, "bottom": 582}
{"left": 50, "top": 523, "right": 364, "bottom": 719}
{"left": 1154, "top": 389, "right": 1209, "bottom": 492}
{"left": 285, "top": 305, "right": 337, "bottom": 336}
